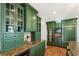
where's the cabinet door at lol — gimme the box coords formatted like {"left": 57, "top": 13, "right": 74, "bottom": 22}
{"left": 62, "top": 26, "right": 76, "bottom": 41}
{"left": 3, "top": 33, "right": 16, "bottom": 51}
{"left": 16, "top": 4, "right": 24, "bottom": 33}
{"left": 29, "top": 46, "right": 37, "bottom": 56}
{"left": 3, "top": 40, "right": 16, "bottom": 51}
{"left": 31, "top": 10, "right": 37, "bottom": 31}
{"left": 47, "top": 23, "right": 51, "bottom": 30}
{"left": 39, "top": 41, "right": 45, "bottom": 56}
{"left": 4, "top": 4, "right": 16, "bottom": 33}
{"left": 56, "top": 23, "right": 61, "bottom": 28}
{"left": 35, "top": 32, "right": 41, "bottom": 41}
{"left": 26, "top": 6, "right": 32, "bottom": 32}
{"left": 46, "top": 22, "right": 56, "bottom": 30}
{"left": 37, "top": 17, "right": 41, "bottom": 32}
{"left": 15, "top": 33, "right": 24, "bottom": 47}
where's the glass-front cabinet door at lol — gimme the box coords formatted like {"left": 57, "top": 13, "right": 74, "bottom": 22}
{"left": 5, "top": 3, "right": 15, "bottom": 33}
{"left": 16, "top": 4, "right": 24, "bottom": 32}
{"left": 5, "top": 3, "right": 24, "bottom": 33}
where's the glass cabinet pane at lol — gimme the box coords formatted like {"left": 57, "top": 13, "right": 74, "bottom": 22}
{"left": 5, "top": 4, "right": 15, "bottom": 32}
{"left": 17, "top": 6, "right": 24, "bottom": 32}
{"left": 6, "top": 3, "right": 9, "bottom": 9}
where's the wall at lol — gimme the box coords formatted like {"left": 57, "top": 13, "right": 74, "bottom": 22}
{"left": 41, "top": 20, "right": 47, "bottom": 47}
{"left": 77, "top": 18, "right": 79, "bottom": 55}
{"left": 41, "top": 20, "right": 47, "bottom": 40}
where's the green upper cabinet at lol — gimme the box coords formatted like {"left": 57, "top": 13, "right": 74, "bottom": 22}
{"left": 4, "top": 4, "right": 24, "bottom": 33}
{"left": 56, "top": 23, "right": 61, "bottom": 28}
{"left": 62, "top": 18, "right": 77, "bottom": 42}
{"left": 62, "top": 18, "right": 77, "bottom": 26}
{"left": 25, "top": 4, "right": 38, "bottom": 32}
{"left": 0, "top": 3, "right": 24, "bottom": 51}
{"left": 31, "top": 9, "right": 37, "bottom": 31}
{"left": 46, "top": 21, "right": 56, "bottom": 30}
{"left": 25, "top": 6, "right": 32, "bottom": 31}
{"left": 4, "top": 4, "right": 16, "bottom": 33}
{"left": 35, "top": 16, "right": 41, "bottom": 41}
{"left": 16, "top": 4, "right": 24, "bottom": 33}
{"left": 37, "top": 16, "right": 41, "bottom": 32}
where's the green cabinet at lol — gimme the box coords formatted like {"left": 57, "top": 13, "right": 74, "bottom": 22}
{"left": 62, "top": 18, "right": 77, "bottom": 41}
{"left": 35, "top": 32, "right": 41, "bottom": 41}
{"left": 25, "top": 4, "right": 38, "bottom": 32}
{"left": 35, "top": 16, "right": 41, "bottom": 41}
{"left": 25, "top": 6, "right": 32, "bottom": 31}
{"left": 56, "top": 23, "right": 61, "bottom": 28}
{"left": 0, "top": 3, "right": 24, "bottom": 51}
{"left": 47, "top": 18, "right": 77, "bottom": 48}
{"left": 62, "top": 18, "right": 77, "bottom": 48}
{"left": 46, "top": 21, "right": 56, "bottom": 30}
{"left": 39, "top": 41, "right": 45, "bottom": 56}
{"left": 29, "top": 41, "right": 45, "bottom": 56}
{"left": 15, "top": 33, "right": 24, "bottom": 47}
{"left": 31, "top": 9, "right": 37, "bottom": 31}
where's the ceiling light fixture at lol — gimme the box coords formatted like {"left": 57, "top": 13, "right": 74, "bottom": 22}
{"left": 53, "top": 11, "right": 56, "bottom": 14}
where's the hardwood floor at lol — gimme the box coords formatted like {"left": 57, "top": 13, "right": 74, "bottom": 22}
{"left": 45, "top": 46, "right": 67, "bottom": 56}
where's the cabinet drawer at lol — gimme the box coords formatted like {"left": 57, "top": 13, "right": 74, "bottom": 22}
{"left": 4, "top": 45, "right": 15, "bottom": 51}
{"left": 3, "top": 41, "right": 16, "bottom": 51}
{"left": 4, "top": 33, "right": 16, "bottom": 39}
{"left": 16, "top": 34, "right": 24, "bottom": 39}
{"left": 15, "top": 38, "right": 24, "bottom": 47}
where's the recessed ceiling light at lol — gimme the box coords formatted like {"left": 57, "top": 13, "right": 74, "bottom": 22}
{"left": 53, "top": 11, "right": 56, "bottom": 14}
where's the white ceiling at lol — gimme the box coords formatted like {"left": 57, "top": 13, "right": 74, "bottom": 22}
{"left": 30, "top": 3, "right": 79, "bottom": 22}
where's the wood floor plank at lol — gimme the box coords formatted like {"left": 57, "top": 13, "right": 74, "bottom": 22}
{"left": 45, "top": 46, "right": 67, "bottom": 56}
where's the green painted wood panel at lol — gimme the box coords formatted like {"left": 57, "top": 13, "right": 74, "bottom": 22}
{"left": 37, "top": 16, "right": 41, "bottom": 32}
{"left": 31, "top": 10, "right": 37, "bottom": 31}
{"left": 46, "top": 21, "right": 56, "bottom": 30}
{"left": 39, "top": 41, "right": 45, "bottom": 56}
{"left": 62, "top": 26, "right": 76, "bottom": 41}
{"left": 26, "top": 6, "right": 32, "bottom": 32}
{"left": 15, "top": 33, "right": 24, "bottom": 47}
{"left": 62, "top": 19, "right": 77, "bottom": 41}
{"left": 35, "top": 32, "right": 41, "bottom": 41}
{"left": 0, "top": 4, "right": 25, "bottom": 51}
{"left": 4, "top": 37, "right": 15, "bottom": 51}
{"left": 16, "top": 4, "right": 24, "bottom": 33}
{"left": 56, "top": 23, "right": 61, "bottom": 28}
{"left": 3, "top": 33, "right": 16, "bottom": 51}
{"left": 26, "top": 4, "right": 38, "bottom": 32}
{"left": 29, "top": 41, "right": 45, "bottom": 56}
{"left": 29, "top": 45, "right": 37, "bottom": 56}
{"left": 62, "top": 18, "right": 77, "bottom": 26}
